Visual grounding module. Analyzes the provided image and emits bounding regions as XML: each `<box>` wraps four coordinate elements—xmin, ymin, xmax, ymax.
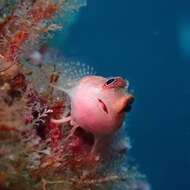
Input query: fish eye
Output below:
<box><xmin>106</xmin><ymin>78</ymin><xmax>116</xmax><ymax>85</ymax></box>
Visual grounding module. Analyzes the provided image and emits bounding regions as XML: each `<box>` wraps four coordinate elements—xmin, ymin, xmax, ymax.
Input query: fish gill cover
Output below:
<box><xmin>0</xmin><ymin>0</ymin><xmax>150</xmax><ymax>190</ymax></box>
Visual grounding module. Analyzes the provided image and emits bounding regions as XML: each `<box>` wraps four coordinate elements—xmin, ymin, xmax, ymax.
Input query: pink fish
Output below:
<box><xmin>51</xmin><ymin>64</ymin><xmax>134</xmax><ymax>153</ymax></box>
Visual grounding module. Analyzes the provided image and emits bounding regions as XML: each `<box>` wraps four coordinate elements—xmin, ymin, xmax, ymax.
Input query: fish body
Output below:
<box><xmin>51</xmin><ymin>62</ymin><xmax>134</xmax><ymax>153</ymax></box>
<box><xmin>69</xmin><ymin>76</ymin><xmax>134</xmax><ymax>137</ymax></box>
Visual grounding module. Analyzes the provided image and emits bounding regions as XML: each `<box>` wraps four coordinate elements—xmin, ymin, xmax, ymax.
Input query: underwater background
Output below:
<box><xmin>51</xmin><ymin>0</ymin><xmax>190</xmax><ymax>190</ymax></box>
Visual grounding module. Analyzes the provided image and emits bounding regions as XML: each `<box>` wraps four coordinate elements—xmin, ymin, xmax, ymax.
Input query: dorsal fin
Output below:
<box><xmin>42</xmin><ymin>50</ymin><xmax>95</xmax><ymax>86</ymax></box>
<box><xmin>55</xmin><ymin>61</ymin><xmax>95</xmax><ymax>90</ymax></box>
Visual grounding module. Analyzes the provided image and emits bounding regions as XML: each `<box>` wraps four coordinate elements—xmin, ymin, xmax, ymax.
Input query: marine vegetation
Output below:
<box><xmin>0</xmin><ymin>0</ymin><xmax>150</xmax><ymax>190</ymax></box>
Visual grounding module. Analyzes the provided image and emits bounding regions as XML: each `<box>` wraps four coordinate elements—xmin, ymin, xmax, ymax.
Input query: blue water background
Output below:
<box><xmin>51</xmin><ymin>1</ymin><xmax>190</xmax><ymax>189</ymax></box>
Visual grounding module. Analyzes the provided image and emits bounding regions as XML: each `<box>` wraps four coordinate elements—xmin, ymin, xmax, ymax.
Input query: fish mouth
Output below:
<box><xmin>125</xmin><ymin>95</ymin><xmax>134</xmax><ymax>112</ymax></box>
<box><xmin>125</xmin><ymin>104</ymin><xmax>132</xmax><ymax>112</ymax></box>
<box><xmin>120</xmin><ymin>95</ymin><xmax>135</xmax><ymax>113</ymax></box>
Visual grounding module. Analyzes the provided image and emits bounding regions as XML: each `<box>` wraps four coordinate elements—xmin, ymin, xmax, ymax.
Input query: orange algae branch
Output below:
<box><xmin>0</xmin><ymin>0</ymin><xmax>61</xmax><ymax>78</ymax></box>
<box><xmin>0</xmin><ymin>16</ymin><xmax>12</xmax><ymax>32</ymax></box>
<box><xmin>0</xmin><ymin>55</ymin><xmax>19</xmax><ymax>79</ymax></box>
<box><xmin>31</xmin><ymin>2</ymin><xmax>59</xmax><ymax>22</ymax></box>
<box><xmin>5</xmin><ymin>30</ymin><xmax>29</xmax><ymax>61</ymax></box>
<box><xmin>0</xmin><ymin>125</ymin><xmax>19</xmax><ymax>132</ymax></box>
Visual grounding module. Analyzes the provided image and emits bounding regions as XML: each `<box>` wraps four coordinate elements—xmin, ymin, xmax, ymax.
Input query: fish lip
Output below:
<box><xmin>125</xmin><ymin>104</ymin><xmax>132</xmax><ymax>113</ymax></box>
<box><xmin>120</xmin><ymin>95</ymin><xmax>135</xmax><ymax>114</ymax></box>
<box><xmin>125</xmin><ymin>95</ymin><xmax>135</xmax><ymax>112</ymax></box>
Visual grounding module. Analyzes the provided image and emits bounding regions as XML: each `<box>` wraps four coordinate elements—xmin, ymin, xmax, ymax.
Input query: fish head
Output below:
<box><xmin>70</xmin><ymin>75</ymin><xmax>134</xmax><ymax>137</ymax></box>
<box><xmin>101</xmin><ymin>76</ymin><xmax>134</xmax><ymax>114</ymax></box>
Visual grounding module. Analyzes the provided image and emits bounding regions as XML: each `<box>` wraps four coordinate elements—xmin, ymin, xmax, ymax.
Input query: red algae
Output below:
<box><xmin>0</xmin><ymin>0</ymin><xmax>61</xmax><ymax>79</ymax></box>
<box><xmin>0</xmin><ymin>1</ymin><xmax>149</xmax><ymax>190</ymax></box>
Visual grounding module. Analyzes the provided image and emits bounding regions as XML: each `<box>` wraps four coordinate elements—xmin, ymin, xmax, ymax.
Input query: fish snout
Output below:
<box><xmin>118</xmin><ymin>95</ymin><xmax>135</xmax><ymax>114</ymax></box>
<box><xmin>124</xmin><ymin>95</ymin><xmax>135</xmax><ymax>112</ymax></box>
